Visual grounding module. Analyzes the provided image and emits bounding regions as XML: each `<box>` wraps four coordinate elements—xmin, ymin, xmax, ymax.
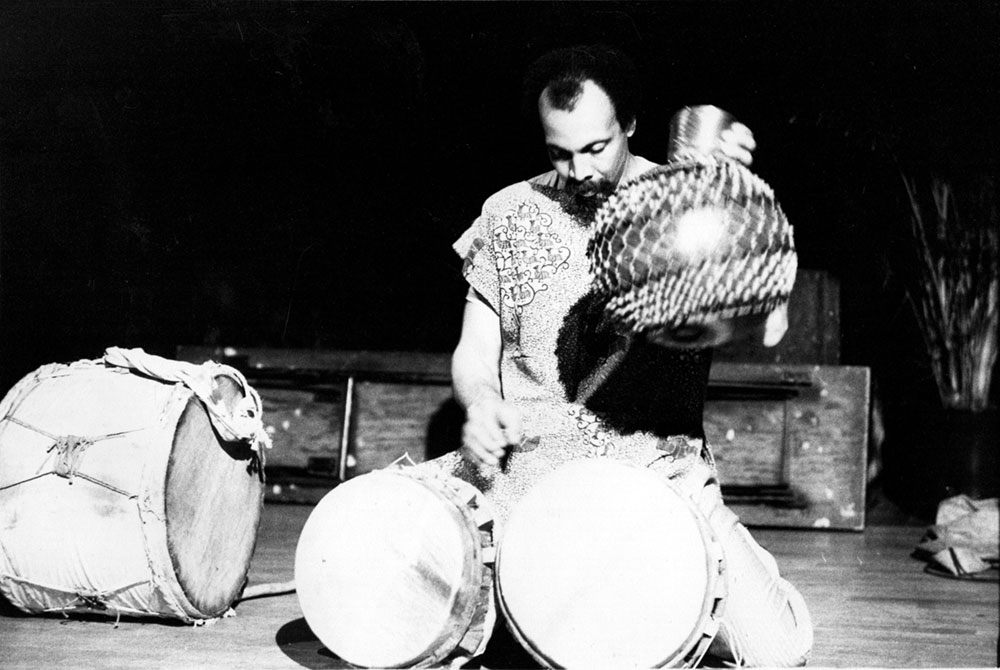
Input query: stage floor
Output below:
<box><xmin>1</xmin><ymin>502</ymin><xmax>996</xmax><ymax>669</ymax></box>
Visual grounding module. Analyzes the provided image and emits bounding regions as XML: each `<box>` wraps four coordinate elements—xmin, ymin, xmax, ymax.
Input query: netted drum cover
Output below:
<box><xmin>588</xmin><ymin>158</ymin><xmax>797</xmax><ymax>336</ymax></box>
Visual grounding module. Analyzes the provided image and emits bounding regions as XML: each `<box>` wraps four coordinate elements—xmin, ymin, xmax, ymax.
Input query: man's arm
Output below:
<box><xmin>451</xmin><ymin>290</ymin><xmax>523</xmax><ymax>466</ymax></box>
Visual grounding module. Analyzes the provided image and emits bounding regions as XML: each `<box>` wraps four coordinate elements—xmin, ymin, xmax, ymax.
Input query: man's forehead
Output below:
<box><xmin>540</xmin><ymin>81</ymin><xmax>619</xmax><ymax>150</ymax></box>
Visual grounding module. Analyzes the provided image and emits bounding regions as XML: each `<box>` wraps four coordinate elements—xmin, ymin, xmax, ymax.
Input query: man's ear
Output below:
<box><xmin>625</xmin><ymin>119</ymin><xmax>637</xmax><ymax>137</ymax></box>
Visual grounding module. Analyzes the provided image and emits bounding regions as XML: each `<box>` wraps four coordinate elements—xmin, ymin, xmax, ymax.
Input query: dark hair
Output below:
<box><xmin>522</xmin><ymin>44</ymin><xmax>641</xmax><ymax>131</ymax></box>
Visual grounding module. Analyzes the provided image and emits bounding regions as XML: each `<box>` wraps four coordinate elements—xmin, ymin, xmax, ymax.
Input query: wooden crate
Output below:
<box><xmin>177</xmin><ymin>348</ymin><xmax>869</xmax><ymax>528</ymax></box>
<box><xmin>707</xmin><ymin>363</ymin><xmax>870</xmax><ymax>530</ymax></box>
<box><xmin>175</xmin><ymin>348</ymin><xmax>457</xmax><ymax>498</ymax></box>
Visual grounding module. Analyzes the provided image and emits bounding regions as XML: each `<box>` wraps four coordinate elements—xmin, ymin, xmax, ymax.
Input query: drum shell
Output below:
<box><xmin>294</xmin><ymin>468</ymin><xmax>496</xmax><ymax>669</ymax></box>
<box><xmin>494</xmin><ymin>459</ymin><xmax>725</xmax><ymax>668</ymax></box>
<box><xmin>0</xmin><ymin>360</ymin><xmax>264</xmax><ymax>622</ymax></box>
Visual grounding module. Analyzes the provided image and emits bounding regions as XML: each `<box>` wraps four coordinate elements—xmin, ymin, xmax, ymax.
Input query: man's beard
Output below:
<box><xmin>562</xmin><ymin>179</ymin><xmax>617</xmax><ymax>223</ymax></box>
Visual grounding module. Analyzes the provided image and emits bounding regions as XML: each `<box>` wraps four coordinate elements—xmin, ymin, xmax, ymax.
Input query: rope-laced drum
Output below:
<box><xmin>295</xmin><ymin>464</ymin><xmax>497</xmax><ymax>669</ymax></box>
<box><xmin>0</xmin><ymin>348</ymin><xmax>269</xmax><ymax>623</ymax></box>
<box><xmin>495</xmin><ymin>459</ymin><xmax>726</xmax><ymax>668</ymax></box>
<box><xmin>588</xmin><ymin>156</ymin><xmax>797</xmax><ymax>347</ymax></box>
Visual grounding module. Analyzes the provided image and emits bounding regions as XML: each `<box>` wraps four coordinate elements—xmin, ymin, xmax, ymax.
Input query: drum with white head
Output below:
<box><xmin>295</xmin><ymin>465</ymin><xmax>497</xmax><ymax>668</ymax></box>
<box><xmin>495</xmin><ymin>459</ymin><xmax>725</xmax><ymax>668</ymax></box>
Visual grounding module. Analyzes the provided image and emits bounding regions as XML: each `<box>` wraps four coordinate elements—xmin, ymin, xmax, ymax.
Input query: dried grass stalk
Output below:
<box><xmin>901</xmin><ymin>173</ymin><xmax>998</xmax><ymax>411</ymax></box>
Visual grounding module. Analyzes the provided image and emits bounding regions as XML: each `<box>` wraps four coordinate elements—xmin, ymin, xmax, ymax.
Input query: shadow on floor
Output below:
<box><xmin>275</xmin><ymin>617</ymin><xmax>352</xmax><ymax>669</ymax></box>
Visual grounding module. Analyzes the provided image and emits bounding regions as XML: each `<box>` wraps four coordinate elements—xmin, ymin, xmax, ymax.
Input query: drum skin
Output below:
<box><xmin>495</xmin><ymin>459</ymin><xmax>725</xmax><ymax>668</ymax></box>
<box><xmin>0</xmin><ymin>359</ymin><xmax>264</xmax><ymax>622</ymax></box>
<box><xmin>295</xmin><ymin>468</ymin><xmax>496</xmax><ymax>669</ymax></box>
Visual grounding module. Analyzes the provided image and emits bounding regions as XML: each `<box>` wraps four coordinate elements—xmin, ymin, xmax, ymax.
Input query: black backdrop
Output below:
<box><xmin>1</xmin><ymin>0</ymin><xmax>998</xmax><ymax>410</ymax></box>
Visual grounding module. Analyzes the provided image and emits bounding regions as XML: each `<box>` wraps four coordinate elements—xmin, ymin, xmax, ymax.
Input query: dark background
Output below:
<box><xmin>1</xmin><ymin>1</ymin><xmax>997</xmax><ymax>455</ymax></box>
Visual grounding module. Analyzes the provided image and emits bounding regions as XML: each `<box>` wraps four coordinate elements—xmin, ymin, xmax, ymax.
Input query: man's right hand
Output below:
<box><xmin>461</xmin><ymin>397</ymin><xmax>523</xmax><ymax>467</ymax></box>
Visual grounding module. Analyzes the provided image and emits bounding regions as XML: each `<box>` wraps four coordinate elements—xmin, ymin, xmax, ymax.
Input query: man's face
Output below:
<box><xmin>539</xmin><ymin>79</ymin><xmax>635</xmax><ymax>201</ymax></box>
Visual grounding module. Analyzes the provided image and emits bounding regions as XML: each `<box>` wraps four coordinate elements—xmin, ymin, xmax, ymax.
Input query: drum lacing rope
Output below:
<box><xmin>0</xmin><ymin>416</ymin><xmax>139</xmax><ymax>495</ymax></box>
<box><xmin>714</xmin><ymin>617</ymin><xmax>747</xmax><ymax>667</ymax></box>
<box><xmin>390</xmin><ymin>452</ymin><xmax>420</xmax><ymax>468</ymax></box>
<box><xmin>2</xmin><ymin>572</ymin><xmax>149</xmax><ymax>627</ymax></box>
<box><xmin>48</xmin><ymin>434</ymin><xmax>93</xmax><ymax>479</ymax></box>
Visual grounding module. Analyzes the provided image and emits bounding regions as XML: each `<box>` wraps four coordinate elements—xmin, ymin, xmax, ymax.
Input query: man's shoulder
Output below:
<box><xmin>527</xmin><ymin>169</ymin><xmax>560</xmax><ymax>188</ymax></box>
<box><xmin>478</xmin><ymin>170</ymin><xmax>558</xmax><ymax>203</ymax></box>
<box><xmin>480</xmin><ymin>179</ymin><xmax>538</xmax><ymax>208</ymax></box>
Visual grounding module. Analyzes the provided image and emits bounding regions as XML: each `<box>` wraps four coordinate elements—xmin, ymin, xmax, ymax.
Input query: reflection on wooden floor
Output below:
<box><xmin>1</xmin><ymin>503</ymin><xmax>996</xmax><ymax>669</ymax></box>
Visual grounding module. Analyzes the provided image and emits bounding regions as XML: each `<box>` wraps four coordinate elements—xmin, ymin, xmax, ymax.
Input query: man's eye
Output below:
<box><xmin>549</xmin><ymin>150</ymin><xmax>571</xmax><ymax>162</ymax></box>
<box><xmin>590</xmin><ymin>144</ymin><xmax>607</xmax><ymax>155</ymax></box>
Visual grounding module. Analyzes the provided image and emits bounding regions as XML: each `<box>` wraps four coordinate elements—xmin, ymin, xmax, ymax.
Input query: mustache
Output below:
<box><xmin>563</xmin><ymin>179</ymin><xmax>617</xmax><ymax>222</ymax></box>
<box><xmin>565</xmin><ymin>178</ymin><xmax>616</xmax><ymax>199</ymax></box>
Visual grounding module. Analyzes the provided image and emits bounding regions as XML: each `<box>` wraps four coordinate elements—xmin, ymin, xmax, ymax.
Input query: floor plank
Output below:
<box><xmin>1</xmin><ymin>503</ymin><xmax>996</xmax><ymax>668</ymax></box>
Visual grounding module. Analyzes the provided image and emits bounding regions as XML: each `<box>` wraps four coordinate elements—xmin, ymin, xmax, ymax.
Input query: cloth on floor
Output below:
<box><xmin>914</xmin><ymin>495</ymin><xmax>999</xmax><ymax>580</ymax></box>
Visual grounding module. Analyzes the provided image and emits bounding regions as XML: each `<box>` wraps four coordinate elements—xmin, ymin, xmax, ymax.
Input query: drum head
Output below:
<box><xmin>496</xmin><ymin>459</ymin><xmax>715</xmax><ymax>668</ymax></box>
<box><xmin>165</xmin><ymin>382</ymin><xmax>263</xmax><ymax>617</ymax></box>
<box><xmin>295</xmin><ymin>471</ymin><xmax>484</xmax><ymax>668</ymax></box>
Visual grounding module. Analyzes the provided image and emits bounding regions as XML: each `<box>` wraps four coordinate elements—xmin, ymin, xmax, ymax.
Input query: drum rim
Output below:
<box><xmin>494</xmin><ymin>460</ymin><xmax>725</xmax><ymax>669</ymax></box>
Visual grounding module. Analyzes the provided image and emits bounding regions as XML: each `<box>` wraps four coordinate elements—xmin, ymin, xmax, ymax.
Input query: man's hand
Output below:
<box><xmin>718</xmin><ymin>122</ymin><xmax>757</xmax><ymax>166</ymax></box>
<box><xmin>461</xmin><ymin>397</ymin><xmax>523</xmax><ymax>467</ymax></box>
<box><xmin>451</xmin><ymin>292</ymin><xmax>523</xmax><ymax>468</ymax></box>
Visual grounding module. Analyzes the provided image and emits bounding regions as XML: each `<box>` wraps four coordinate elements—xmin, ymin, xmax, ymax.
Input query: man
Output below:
<box><xmin>446</xmin><ymin>45</ymin><xmax>812</xmax><ymax>666</ymax></box>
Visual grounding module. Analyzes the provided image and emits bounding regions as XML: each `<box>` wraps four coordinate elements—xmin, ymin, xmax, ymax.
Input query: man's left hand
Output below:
<box><xmin>718</xmin><ymin>122</ymin><xmax>757</xmax><ymax>166</ymax></box>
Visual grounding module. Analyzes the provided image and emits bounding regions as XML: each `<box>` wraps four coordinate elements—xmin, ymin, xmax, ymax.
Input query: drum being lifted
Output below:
<box><xmin>495</xmin><ymin>459</ymin><xmax>726</xmax><ymax>668</ymax></box>
<box><xmin>0</xmin><ymin>348</ymin><xmax>269</xmax><ymax>622</ymax></box>
<box><xmin>295</xmin><ymin>466</ymin><xmax>497</xmax><ymax>669</ymax></box>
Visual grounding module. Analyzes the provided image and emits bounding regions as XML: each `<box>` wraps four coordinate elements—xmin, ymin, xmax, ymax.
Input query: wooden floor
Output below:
<box><xmin>1</xmin><ymin>502</ymin><xmax>996</xmax><ymax>669</ymax></box>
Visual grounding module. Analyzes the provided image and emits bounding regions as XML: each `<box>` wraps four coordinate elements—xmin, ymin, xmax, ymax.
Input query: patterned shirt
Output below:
<box><xmin>426</xmin><ymin>170</ymin><xmax>716</xmax><ymax>524</ymax></box>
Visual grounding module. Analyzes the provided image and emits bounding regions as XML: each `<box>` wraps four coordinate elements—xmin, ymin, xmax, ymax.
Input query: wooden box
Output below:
<box><xmin>175</xmin><ymin>348</ymin><xmax>457</xmax><ymax>500</ymax></box>
<box><xmin>706</xmin><ymin>363</ymin><xmax>871</xmax><ymax>530</ymax></box>
<box><xmin>177</xmin><ymin>348</ymin><xmax>869</xmax><ymax>528</ymax></box>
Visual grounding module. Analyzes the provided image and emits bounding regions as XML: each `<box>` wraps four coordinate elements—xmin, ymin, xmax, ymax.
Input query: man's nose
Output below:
<box><xmin>569</xmin><ymin>155</ymin><xmax>593</xmax><ymax>182</ymax></box>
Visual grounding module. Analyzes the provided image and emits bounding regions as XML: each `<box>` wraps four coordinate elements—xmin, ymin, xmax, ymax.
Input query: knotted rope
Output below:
<box><xmin>102</xmin><ymin>347</ymin><xmax>271</xmax><ymax>454</ymax></box>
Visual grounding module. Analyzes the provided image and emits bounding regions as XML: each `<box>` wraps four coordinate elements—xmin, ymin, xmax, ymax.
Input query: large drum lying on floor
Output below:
<box><xmin>495</xmin><ymin>459</ymin><xmax>725</xmax><ymax>668</ymax></box>
<box><xmin>295</xmin><ymin>466</ymin><xmax>496</xmax><ymax>668</ymax></box>
<box><xmin>0</xmin><ymin>349</ymin><xmax>268</xmax><ymax>622</ymax></box>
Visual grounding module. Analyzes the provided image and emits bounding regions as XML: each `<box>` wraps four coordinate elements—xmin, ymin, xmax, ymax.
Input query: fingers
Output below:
<box><xmin>461</xmin><ymin>400</ymin><xmax>522</xmax><ymax>467</ymax></box>
<box><xmin>719</xmin><ymin>123</ymin><xmax>757</xmax><ymax>166</ymax></box>
<box><xmin>495</xmin><ymin>402</ymin><xmax>524</xmax><ymax>446</ymax></box>
<box><xmin>728</xmin><ymin>122</ymin><xmax>757</xmax><ymax>152</ymax></box>
<box><xmin>461</xmin><ymin>438</ymin><xmax>503</xmax><ymax>468</ymax></box>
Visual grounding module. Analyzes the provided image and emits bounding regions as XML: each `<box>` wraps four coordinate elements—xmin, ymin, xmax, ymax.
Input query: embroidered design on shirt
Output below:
<box><xmin>567</xmin><ymin>405</ymin><xmax>615</xmax><ymax>458</ymax></box>
<box><xmin>493</xmin><ymin>200</ymin><xmax>571</xmax><ymax>313</ymax></box>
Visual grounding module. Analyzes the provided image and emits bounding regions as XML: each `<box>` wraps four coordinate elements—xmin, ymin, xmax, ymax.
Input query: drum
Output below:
<box><xmin>0</xmin><ymin>350</ymin><xmax>267</xmax><ymax>622</ymax></box>
<box><xmin>495</xmin><ymin>459</ymin><xmax>725</xmax><ymax>668</ymax></box>
<box><xmin>295</xmin><ymin>466</ymin><xmax>497</xmax><ymax>669</ymax></box>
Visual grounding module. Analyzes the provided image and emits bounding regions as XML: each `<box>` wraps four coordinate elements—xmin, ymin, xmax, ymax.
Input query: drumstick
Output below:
<box><xmin>500</xmin><ymin>435</ymin><xmax>542</xmax><ymax>472</ymax></box>
<box><xmin>237</xmin><ymin>579</ymin><xmax>296</xmax><ymax>601</ymax></box>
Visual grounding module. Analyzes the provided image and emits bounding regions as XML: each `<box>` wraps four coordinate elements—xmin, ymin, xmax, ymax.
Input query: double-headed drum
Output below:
<box><xmin>0</xmin><ymin>354</ymin><xmax>266</xmax><ymax>622</ymax></box>
<box><xmin>295</xmin><ymin>466</ymin><xmax>497</xmax><ymax>668</ymax></box>
<box><xmin>495</xmin><ymin>459</ymin><xmax>725</xmax><ymax>668</ymax></box>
